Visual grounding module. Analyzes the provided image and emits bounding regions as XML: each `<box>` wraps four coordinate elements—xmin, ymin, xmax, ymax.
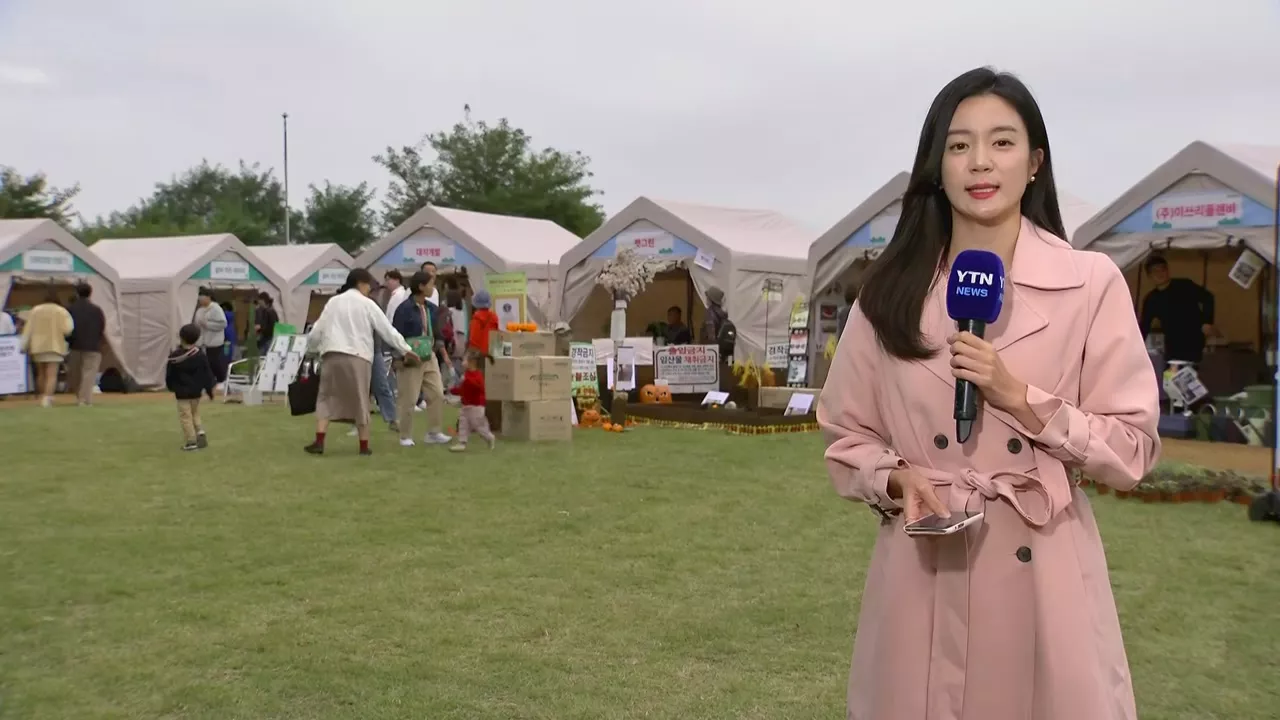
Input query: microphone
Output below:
<box><xmin>945</xmin><ymin>249</ymin><xmax>1006</xmax><ymax>443</ymax></box>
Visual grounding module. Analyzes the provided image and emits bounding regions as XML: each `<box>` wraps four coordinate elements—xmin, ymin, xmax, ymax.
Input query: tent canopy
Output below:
<box><xmin>355</xmin><ymin>205</ymin><xmax>581</xmax><ymax>322</ymax></box>
<box><xmin>0</xmin><ymin>218</ymin><xmax>136</xmax><ymax>382</ymax></box>
<box><xmin>1072</xmin><ymin>141</ymin><xmax>1278</xmax><ymax>269</ymax></box>
<box><xmin>91</xmin><ymin>233</ymin><xmax>289</xmax><ymax>388</ymax></box>
<box><xmin>252</xmin><ymin>244</ymin><xmax>354</xmax><ymax>325</ymax></box>
<box><xmin>557</xmin><ymin>196</ymin><xmax>812</xmax><ymax>361</ymax></box>
<box><xmin>807</xmin><ymin>173</ymin><xmax>1096</xmax><ymax>295</ymax></box>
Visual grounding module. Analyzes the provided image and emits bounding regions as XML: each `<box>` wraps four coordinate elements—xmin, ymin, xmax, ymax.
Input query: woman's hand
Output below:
<box><xmin>947</xmin><ymin>331</ymin><xmax>1027</xmax><ymax>413</ymax></box>
<box><xmin>888</xmin><ymin>468</ymin><xmax>950</xmax><ymax>524</ymax></box>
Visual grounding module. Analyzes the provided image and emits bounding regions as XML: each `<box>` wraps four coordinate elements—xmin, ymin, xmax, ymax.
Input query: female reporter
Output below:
<box><xmin>817</xmin><ymin>67</ymin><xmax>1160</xmax><ymax>720</ymax></box>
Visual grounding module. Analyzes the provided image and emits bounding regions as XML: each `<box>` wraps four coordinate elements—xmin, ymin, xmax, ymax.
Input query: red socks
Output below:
<box><xmin>359</xmin><ymin>439</ymin><xmax>369</xmax><ymax>452</ymax></box>
<box><xmin>314</xmin><ymin>432</ymin><xmax>326</xmax><ymax>447</ymax></box>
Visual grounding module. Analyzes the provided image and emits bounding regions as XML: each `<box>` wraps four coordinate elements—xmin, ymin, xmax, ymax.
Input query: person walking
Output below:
<box><xmin>391</xmin><ymin>271</ymin><xmax>450</xmax><ymax>447</ymax></box>
<box><xmin>193</xmin><ymin>288</ymin><xmax>228</xmax><ymax>389</ymax></box>
<box><xmin>66</xmin><ymin>283</ymin><xmax>106</xmax><ymax>406</ymax></box>
<box><xmin>166</xmin><ymin>323</ymin><xmax>216</xmax><ymax>451</ymax></box>
<box><xmin>20</xmin><ymin>288</ymin><xmax>74</xmax><ymax>407</ymax></box>
<box><xmin>304</xmin><ymin>268</ymin><xmax>417</xmax><ymax>456</ymax></box>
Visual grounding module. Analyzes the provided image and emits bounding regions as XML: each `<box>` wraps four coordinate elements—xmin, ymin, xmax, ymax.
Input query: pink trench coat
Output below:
<box><xmin>818</xmin><ymin>219</ymin><xmax>1161</xmax><ymax>720</ymax></box>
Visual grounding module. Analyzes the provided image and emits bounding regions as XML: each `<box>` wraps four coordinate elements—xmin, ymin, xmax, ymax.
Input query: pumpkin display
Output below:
<box><xmin>522</xmin><ymin>322</ymin><xmax>538</xmax><ymax>332</ymax></box>
<box><xmin>506</xmin><ymin>322</ymin><xmax>521</xmax><ymax>331</ymax></box>
<box><xmin>655</xmin><ymin>385</ymin><xmax>673</xmax><ymax>404</ymax></box>
<box><xmin>638</xmin><ymin>384</ymin><xmax>659</xmax><ymax>404</ymax></box>
<box><xmin>580</xmin><ymin>407</ymin><xmax>602</xmax><ymax>426</ymax></box>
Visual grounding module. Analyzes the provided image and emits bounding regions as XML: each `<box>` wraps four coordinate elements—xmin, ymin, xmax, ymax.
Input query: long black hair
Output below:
<box><xmin>339</xmin><ymin>267</ymin><xmax>374</xmax><ymax>294</ymax></box>
<box><xmin>858</xmin><ymin>67</ymin><xmax>1066</xmax><ymax>360</ymax></box>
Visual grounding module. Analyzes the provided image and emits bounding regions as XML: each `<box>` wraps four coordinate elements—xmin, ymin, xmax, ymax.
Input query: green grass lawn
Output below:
<box><xmin>1</xmin><ymin>400</ymin><xmax>1278</xmax><ymax>719</ymax></box>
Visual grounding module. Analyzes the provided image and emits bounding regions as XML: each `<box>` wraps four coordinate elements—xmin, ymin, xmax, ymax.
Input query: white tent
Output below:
<box><xmin>252</xmin><ymin>244</ymin><xmax>354</xmax><ymax>328</ymax></box>
<box><xmin>805</xmin><ymin>174</ymin><xmax>1096</xmax><ymax>385</ymax></box>
<box><xmin>355</xmin><ymin>206</ymin><xmax>580</xmax><ymax>324</ymax></box>
<box><xmin>91</xmin><ymin>234</ymin><xmax>289</xmax><ymax>388</ymax></box>
<box><xmin>1073</xmin><ymin>141</ymin><xmax>1278</xmax><ymax>351</ymax></box>
<box><xmin>1073</xmin><ymin>141</ymin><xmax>1277</xmax><ymax>267</ymax></box>
<box><xmin>558</xmin><ymin>197</ymin><xmax>813</xmax><ymax>362</ymax></box>
<box><xmin>0</xmin><ymin>219</ymin><xmax>134</xmax><ymax>379</ymax></box>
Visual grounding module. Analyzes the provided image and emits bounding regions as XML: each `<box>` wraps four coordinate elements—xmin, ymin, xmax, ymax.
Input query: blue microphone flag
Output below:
<box><xmin>946</xmin><ymin>249</ymin><xmax>1006</xmax><ymax>324</ymax></box>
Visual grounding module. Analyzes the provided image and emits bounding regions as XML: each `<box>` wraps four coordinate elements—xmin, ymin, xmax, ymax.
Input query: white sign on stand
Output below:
<box><xmin>765</xmin><ymin>342</ymin><xmax>789</xmax><ymax>369</ymax></box>
<box><xmin>783</xmin><ymin>392</ymin><xmax>815</xmax><ymax>416</ymax></box>
<box><xmin>654</xmin><ymin>344</ymin><xmax>719</xmax><ymax>393</ymax></box>
<box><xmin>0</xmin><ymin>336</ymin><xmax>30</xmax><ymax>394</ymax></box>
<box><xmin>701</xmin><ymin>391</ymin><xmax>729</xmax><ymax>406</ymax></box>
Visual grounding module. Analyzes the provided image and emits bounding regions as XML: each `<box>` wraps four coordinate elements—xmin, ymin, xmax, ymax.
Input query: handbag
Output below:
<box><xmin>288</xmin><ymin>357</ymin><xmax>321</xmax><ymax>416</ymax></box>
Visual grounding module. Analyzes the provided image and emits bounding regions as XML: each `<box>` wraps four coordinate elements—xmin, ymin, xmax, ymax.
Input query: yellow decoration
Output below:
<box><xmin>824</xmin><ymin>336</ymin><xmax>838</xmax><ymax>360</ymax></box>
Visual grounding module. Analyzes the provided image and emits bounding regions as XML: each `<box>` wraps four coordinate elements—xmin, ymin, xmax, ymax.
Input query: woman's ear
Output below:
<box><xmin>1029</xmin><ymin>148</ymin><xmax>1045</xmax><ymax>180</ymax></box>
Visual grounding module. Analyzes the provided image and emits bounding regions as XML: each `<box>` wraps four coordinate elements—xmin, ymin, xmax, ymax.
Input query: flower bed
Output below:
<box><xmin>625</xmin><ymin>402</ymin><xmax>819</xmax><ymax>435</ymax></box>
<box><xmin>1077</xmin><ymin>462</ymin><xmax>1267</xmax><ymax>505</ymax></box>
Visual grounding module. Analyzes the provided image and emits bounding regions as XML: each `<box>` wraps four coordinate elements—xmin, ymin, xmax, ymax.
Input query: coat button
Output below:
<box><xmin>1016</xmin><ymin>546</ymin><xmax>1032</xmax><ymax>563</ymax></box>
<box><xmin>933</xmin><ymin>434</ymin><xmax>948</xmax><ymax>449</ymax></box>
<box><xmin>1007</xmin><ymin>438</ymin><xmax>1023</xmax><ymax>454</ymax></box>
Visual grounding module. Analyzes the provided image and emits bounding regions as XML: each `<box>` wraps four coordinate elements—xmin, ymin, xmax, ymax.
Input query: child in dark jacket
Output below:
<box><xmin>166</xmin><ymin>323</ymin><xmax>216</xmax><ymax>451</ymax></box>
<box><xmin>447</xmin><ymin>349</ymin><xmax>495</xmax><ymax>452</ymax></box>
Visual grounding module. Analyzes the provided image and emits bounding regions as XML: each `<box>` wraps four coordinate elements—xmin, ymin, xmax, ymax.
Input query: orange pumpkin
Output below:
<box><xmin>655</xmin><ymin>385</ymin><xmax>673</xmax><ymax>404</ymax></box>
<box><xmin>638</xmin><ymin>384</ymin><xmax>658</xmax><ymax>404</ymax></box>
<box><xmin>602</xmin><ymin>422</ymin><xmax>613</xmax><ymax>430</ymax></box>
<box><xmin>613</xmin><ymin>424</ymin><xmax>625</xmax><ymax>432</ymax></box>
<box><xmin>581</xmin><ymin>408</ymin><xmax>601</xmax><ymax>426</ymax></box>
<box><xmin>523</xmin><ymin>322</ymin><xmax>538</xmax><ymax>332</ymax></box>
<box><xmin>506</xmin><ymin>322</ymin><xmax>521</xmax><ymax>332</ymax></box>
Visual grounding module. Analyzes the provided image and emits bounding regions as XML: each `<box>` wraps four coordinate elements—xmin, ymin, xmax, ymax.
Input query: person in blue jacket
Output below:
<box><xmin>220</xmin><ymin>302</ymin><xmax>238</xmax><ymax>363</ymax></box>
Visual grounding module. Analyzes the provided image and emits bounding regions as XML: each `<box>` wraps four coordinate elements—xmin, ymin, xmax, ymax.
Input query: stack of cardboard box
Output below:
<box><xmin>487</xmin><ymin>330</ymin><xmax>572</xmax><ymax>441</ymax></box>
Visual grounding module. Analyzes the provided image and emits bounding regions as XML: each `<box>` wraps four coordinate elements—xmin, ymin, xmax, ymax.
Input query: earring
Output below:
<box><xmin>1030</xmin><ymin>175</ymin><xmax>1036</xmax><ymax>182</ymax></box>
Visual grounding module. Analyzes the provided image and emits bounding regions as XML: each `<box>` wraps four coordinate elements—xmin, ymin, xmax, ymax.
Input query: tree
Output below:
<box><xmin>373</xmin><ymin>106</ymin><xmax>605</xmax><ymax>236</ymax></box>
<box><xmin>81</xmin><ymin>160</ymin><xmax>302</xmax><ymax>245</ymax></box>
<box><xmin>0</xmin><ymin>166</ymin><xmax>80</xmax><ymax>224</ymax></box>
<box><xmin>301</xmin><ymin>181</ymin><xmax>379</xmax><ymax>254</ymax></box>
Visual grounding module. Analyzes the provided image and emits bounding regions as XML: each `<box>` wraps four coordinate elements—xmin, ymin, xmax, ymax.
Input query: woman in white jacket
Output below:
<box><xmin>304</xmin><ymin>268</ymin><xmax>417</xmax><ymax>456</ymax></box>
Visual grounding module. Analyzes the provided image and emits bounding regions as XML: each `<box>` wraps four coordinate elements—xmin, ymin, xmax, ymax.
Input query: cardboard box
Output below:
<box><xmin>502</xmin><ymin>400</ymin><xmax>573</xmax><ymax>441</ymax></box>
<box><xmin>490</xmin><ymin>330</ymin><xmax>556</xmax><ymax>358</ymax></box>
<box><xmin>758</xmin><ymin>386</ymin><xmax>822</xmax><ymax>411</ymax></box>
<box><xmin>537</xmin><ymin>356</ymin><xmax>573</xmax><ymax>401</ymax></box>
<box><xmin>487</xmin><ymin>356</ymin><xmax>541</xmax><ymax>402</ymax></box>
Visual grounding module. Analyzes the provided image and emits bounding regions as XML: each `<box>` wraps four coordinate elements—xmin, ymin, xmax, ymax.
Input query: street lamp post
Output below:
<box><xmin>282</xmin><ymin>112</ymin><xmax>290</xmax><ymax>245</ymax></box>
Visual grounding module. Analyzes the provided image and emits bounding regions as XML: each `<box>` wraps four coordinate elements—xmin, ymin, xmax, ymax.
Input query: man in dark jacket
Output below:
<box><xmin>1139</xmin><ymin>254</ymin><xmax>1216</xmax><ymax>363</ymax></box>
<box><xmin>67</xmin><ymin>282</ymin><xmax>106</xmax><ymax>406</ymax></box>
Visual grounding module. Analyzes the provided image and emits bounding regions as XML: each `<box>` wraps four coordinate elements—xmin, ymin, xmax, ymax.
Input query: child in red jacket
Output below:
<box><xmin>448</xmin><ymin>349</ymin><xmax>496</xmax><ymax>452</ymax></box>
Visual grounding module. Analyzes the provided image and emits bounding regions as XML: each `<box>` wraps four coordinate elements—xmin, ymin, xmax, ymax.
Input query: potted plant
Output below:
<box><xmin>1155</xmin><ymin>477</ymin><xmax>1180</xmax><ymax>503</ymax></box>
<box><xmin>1196</xmin><ymin>472</ymin><xmax>1225</xmax><ymax>503</ymax></box>
<box><xmin>1135</xmin><ymin>477</ymin><xmax>1161</xmax><ymax>503</ymax></box>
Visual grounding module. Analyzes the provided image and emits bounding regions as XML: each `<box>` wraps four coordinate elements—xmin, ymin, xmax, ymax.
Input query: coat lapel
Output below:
<box><xmin>917</xmin><ymin>218</ymin><xmax>1085</xmax><ymax>389</ymax></box>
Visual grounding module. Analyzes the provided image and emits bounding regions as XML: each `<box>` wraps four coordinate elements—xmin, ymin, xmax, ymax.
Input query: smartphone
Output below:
<box><xmin>903</xmin><ymin>510</ymin><xmax>984</xmax><ymax>536</ymax></box>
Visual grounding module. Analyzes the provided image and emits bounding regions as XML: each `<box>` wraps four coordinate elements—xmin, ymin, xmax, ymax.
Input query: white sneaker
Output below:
<box><xmin>415</xmin><ymin>401</ymin><xmax>427</xmax><ymax>411</ymax></box>
<box><xmin>347</xmin><ymin>428</ymin><xmax>358</xmax><ymax>437</ymax></box>
<box><xmin>448</xmin><ymin>443</ymin><xmax>466</xmax><ymax>452</ymax></box>
<box><xmin>399</xmin><ymin>438</ymin><xmax>416</xmax><ymax>447</ymax></box>
<box><xmin>424</xmin><ymin>432</ymin><xmax>451</xmax><ymax>445</ymax></box>
<box><xmin>485</xmin><ymin>435</ymin><xmax>496</xmax><ymax>450</ymax></box>
<box><xmin>40</xmin><ymin>396</ymin><xmax>53</xmax><ymax>408</ymax></box>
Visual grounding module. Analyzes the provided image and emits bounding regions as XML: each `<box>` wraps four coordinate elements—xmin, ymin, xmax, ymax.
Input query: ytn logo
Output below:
<box><xmin>956</xmin><ymin>270</ymin><xmax>995</xmax><ymax>286</ymax></box>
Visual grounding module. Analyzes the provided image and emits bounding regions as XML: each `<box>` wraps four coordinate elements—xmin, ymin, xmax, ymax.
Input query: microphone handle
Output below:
<box><xmin>953</xmin><ymin>319</ymin><xmax>987</xmax><ymax>443</ymax></box>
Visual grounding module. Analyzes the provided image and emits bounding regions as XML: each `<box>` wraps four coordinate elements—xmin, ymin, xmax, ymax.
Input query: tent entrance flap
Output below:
<box><xmin>569</xmin><ymin>267</ymin><xmax>707</xmax><ymax>341</ymax></box>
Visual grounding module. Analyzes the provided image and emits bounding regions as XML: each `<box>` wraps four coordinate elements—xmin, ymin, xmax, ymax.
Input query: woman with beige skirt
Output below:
<box><xmin>20</xmin><ymin>288</ymin><xmax>74</xmax><ymax>408</ymax></box>
<box><xmin>303</xmin><ymin>268</ymin><xmax>417</xmax><ymax>456</ymax></box>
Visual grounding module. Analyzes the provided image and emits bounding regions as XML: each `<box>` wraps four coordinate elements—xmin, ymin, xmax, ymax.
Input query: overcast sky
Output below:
<box><xmin>1</xmin><ymin>0</ymin><xmax>1277</xmax><ymax>234</ymax></box>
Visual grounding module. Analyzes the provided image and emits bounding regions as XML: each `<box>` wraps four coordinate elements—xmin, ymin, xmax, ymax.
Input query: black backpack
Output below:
<box><xmin>716</xmin><ymin>318</ymin><xmax>737</xmax><ymax>357</ymax></box>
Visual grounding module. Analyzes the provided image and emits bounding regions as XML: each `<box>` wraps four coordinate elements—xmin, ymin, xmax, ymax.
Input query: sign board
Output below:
<box><xmin>654</xmin><ymin>344</ymin><xmax>720</xmax><ymax>392</ymax></box>
<box><xmin>783</xmin><ymin>392</ymin><xmax>815</xmax><ymax>416</ymax></box>
<box><xmin>1163</xmin><ymin>364</ymin><xmax>1209</xmax><ymax>407</ymax></box>
<box><xmin>569</xmin><ymin>342</ymin><xmax>598</xmax><ymax>396</ymax></box>
<box><xmin>694</xmin><ymin>248</ymin><xmax>716</xmax><ymax>271</ymax></box>
<box><xmin>1228</xmin><ymin>248</ymin><xmax>1265</xmax><ymax>290</ymax></box>
<box><xmin>1151</xmin><ymin>191</ymin><xmax>1244</xmax><ymax>230</ymax></box>
<box><xmin>766</xmin><ymin>342</ymin><xmax>789</xmax><ymax>369</ymax></box>
<box><xmin>316</xmin><ymin>267</ymin><xmax>347</xmax><ymax>285</ymax></box>
<box><xmin>701</xmin><ymin>391</ymin><xmax>730</xmax><ymax>406</ymax></box>
<box><xmin>868</xmin><ymin>214</ymin><xmax>899</xmax><ymax>245</ymax></box>
<box><xmin>209</xmin><ymin>260</ymin><xmax>251</xmax><ymax>282</ymax></box>
<box><xmin>402</xmin><ymin>238</ymin><xmax>456</xmax><ymax>265</ymax></box>
<box><xmin>615</xmin><ymin>228</ymin><xmax>675</xmax><ymax>257</ymax></box>
<box><xmin>0</xmin><ymin>336</ymin><xmax>29</xmax><ymax>394</ymax></box>
<box><xmin>23</xmin><ymin>249</ymin><xmax>75</xmax><ymax>273</ymax></box>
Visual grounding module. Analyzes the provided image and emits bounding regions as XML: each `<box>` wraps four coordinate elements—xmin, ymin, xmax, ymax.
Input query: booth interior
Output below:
<box><xmin>1074</xmin><ymin>162</ymin><xmax>1277</xmax><ymax>443</ymax></box>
